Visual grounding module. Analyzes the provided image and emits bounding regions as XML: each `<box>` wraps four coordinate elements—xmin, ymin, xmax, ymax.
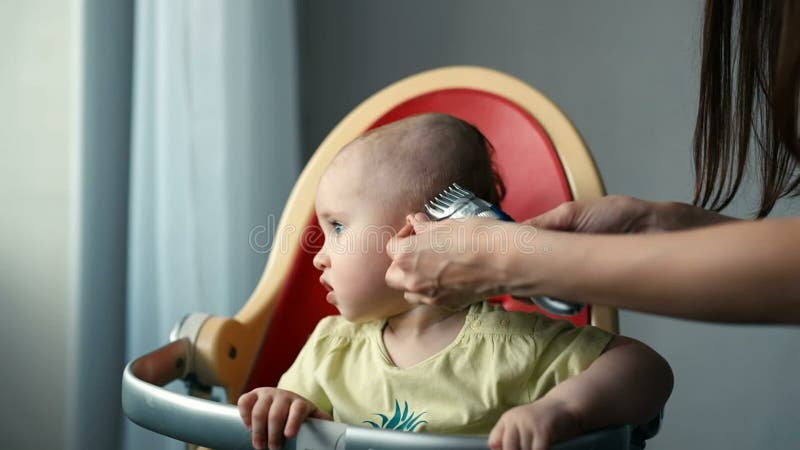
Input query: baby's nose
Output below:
<box><xmin>313</xmin><ymin>250</ymin><xmax>330</xmax><ymax>270</ymax></box>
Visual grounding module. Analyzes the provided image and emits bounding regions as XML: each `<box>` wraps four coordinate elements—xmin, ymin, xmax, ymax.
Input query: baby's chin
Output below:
<box><xmin>337</xmin><ymin>309</ymin><xmax>378</xmax><ymax>324</ymax></box>
<box><xmin>336</xmin><ymin>301</ymin><xmax>412</xmax><ymax>323</ymax></box>
<box><xmin>332</xmin><ymin>302</ymin><xmax>369</xmax><ymax>323</ymax></box>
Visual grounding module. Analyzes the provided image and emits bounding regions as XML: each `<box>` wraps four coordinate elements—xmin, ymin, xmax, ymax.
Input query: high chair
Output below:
<box><xmin>123</xmin><ymin>66</ymin><xmax>660</xmax><ymax>449</ymax></box>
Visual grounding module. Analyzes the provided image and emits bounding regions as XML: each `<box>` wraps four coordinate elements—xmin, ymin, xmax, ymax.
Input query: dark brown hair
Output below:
<box><xmin>454</xmin><ymin>119</ymin><xmax>507</xmax><ymax>205</ymax></box>
<box><xmin>694</xmin><ymin>0</ymin><xmax>800</xmax><ymax>217</ymax></box>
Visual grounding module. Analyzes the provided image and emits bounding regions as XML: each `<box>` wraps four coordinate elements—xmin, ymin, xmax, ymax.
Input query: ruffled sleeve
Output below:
<box><xmin>277</xmin><ymin>315</ymin><xmax>352</xmax><ymax>415</ymax></box>
<box><xmin>526</xmin><ymin>315</ymin><xmax>615</xmax><ymax>401</ymax></box>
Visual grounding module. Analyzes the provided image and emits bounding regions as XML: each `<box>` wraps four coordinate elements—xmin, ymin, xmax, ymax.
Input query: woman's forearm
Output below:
<box><xmin>649</xmin><ymin>200</ymin><xmax>740</xmax><ymax>231</ymax></box>
<box><xmin>514</xmin><ymin>218</ymin><xmax>800</xmax><ymax>323</ymax></box>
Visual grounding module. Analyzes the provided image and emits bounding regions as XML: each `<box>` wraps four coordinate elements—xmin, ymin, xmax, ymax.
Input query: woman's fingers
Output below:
<box><xmin>387</xmin><ymin>216</ymin><xmax>514</xmax><ymax>300</ymax></box>
<box><xmin>385</xmin><ymin>224</ymin><xmax>416</xmax><ymax>261</ymax></box>
<box><xmin>395</xmin><ymin>220</ymin><xmax>415</xmax><ymax>239</ymax></box>
<box><xmin>392</xmin><ymin>212</ymin><xmax>432</xmax><ymax>243</ymax></box>
<box><xmin>385</xmin><ymin>260</ymin><xmax>409</xmax><ymax>291</ymax></box>
<box><xmin>403</xmin><ymin>291</ymin><xmax>436</xmax><ymax>305</ymax></box>
<box><xmin>522</xmin><ymin>202</ymin><xmax>578</xmax><ymax>231</ymax></box>
<box><xmin>524</xmin><ymin>196</ymin><xmax>668</xmax><ymax>234</ymax></box>
<box><xmin>385</xmin><ymin>217</ymin><xmax>446</xmax><ymax>291</ymax></box>
<box><xmin>409</xmin><ymin>212</ymin><xmax>432</xmax><ymax>233</ymax></box>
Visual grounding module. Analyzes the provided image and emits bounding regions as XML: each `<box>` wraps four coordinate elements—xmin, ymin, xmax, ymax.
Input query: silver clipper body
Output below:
<box><xmin>424</xmin><ymin>183</ymin><xmax>584</xmax><ymax>316</ymax></box>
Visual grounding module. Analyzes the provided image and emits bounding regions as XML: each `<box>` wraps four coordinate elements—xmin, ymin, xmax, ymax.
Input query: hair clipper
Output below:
<box><xmin>424</xmin><ymin>183</ymin><xmax>584</xmax><ymax>316</ymax></box>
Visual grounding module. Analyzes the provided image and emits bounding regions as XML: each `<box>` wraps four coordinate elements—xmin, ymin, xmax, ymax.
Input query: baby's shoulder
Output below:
<box><xmin>468</xmin><ymin>301</ymin><xmax>595</xmax><ymax>337</ymax></box>
<box><xmin>467</xmin><ymin>301</ymin><xmax>541</xmax><ymax>336</ymax></box>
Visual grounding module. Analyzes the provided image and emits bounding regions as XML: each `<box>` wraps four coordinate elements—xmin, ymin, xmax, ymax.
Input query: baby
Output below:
<box><xmin>238</xmin><ymin>113</ymin><xmax>673</xmax><ymax>450</ymax></box>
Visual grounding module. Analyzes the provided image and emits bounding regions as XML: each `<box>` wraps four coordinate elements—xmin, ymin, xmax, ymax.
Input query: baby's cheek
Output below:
<box><xmin>354</xmin><ymin>257</ymin><xmax>393</xmax><ymax>293</ymax></box>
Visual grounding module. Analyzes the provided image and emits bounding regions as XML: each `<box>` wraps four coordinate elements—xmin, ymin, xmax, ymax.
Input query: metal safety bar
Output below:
<box><xmin>122</xmin><ymin>338</ymin><xmax>635</xmax><ymax>450</ymax></box>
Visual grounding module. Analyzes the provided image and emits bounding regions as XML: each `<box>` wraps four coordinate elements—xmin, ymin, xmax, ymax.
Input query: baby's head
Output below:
<box><xmin>313</xmin><ymin>113</ymin><xmax>505</xmax><ymax>322</ymax></box>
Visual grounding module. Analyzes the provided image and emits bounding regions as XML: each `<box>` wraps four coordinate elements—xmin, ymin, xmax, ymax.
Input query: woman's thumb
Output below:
<box><xmin>522</xmin><ymin>202</ymin><xmax>576</xmax><ymax>231</ymax></box>
<box><xmin>408</xmin><ymin>212</ymin><xmax>432</xmax><ymax>233</ymax></box>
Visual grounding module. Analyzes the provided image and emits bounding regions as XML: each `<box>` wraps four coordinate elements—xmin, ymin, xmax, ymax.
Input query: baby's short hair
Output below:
<box><xmin>349</xmin><ymin>113</ymin><xmax>506</xmax><ymax>213</ymax></box>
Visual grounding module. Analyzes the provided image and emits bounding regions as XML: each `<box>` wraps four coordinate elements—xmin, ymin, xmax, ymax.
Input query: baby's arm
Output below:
<box><xmin>238</xmin><ymin>387</ymin><xmax>333</xmax><ymax>450</ymax></box>
<box><xmin>489</xmin><ymin>335</ymin><xmax>673</xmax><ymax>450</ymax></box>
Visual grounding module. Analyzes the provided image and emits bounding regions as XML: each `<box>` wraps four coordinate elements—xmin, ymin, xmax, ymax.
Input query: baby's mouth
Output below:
<box><xmin>319</xmin><ymin>277</ymin><xmax>337</xmax><ymax>304</ymax></box>
<box><xmin>319</xmin><ymin>277</ymin><xmax>333</xmax><ymax>293</ymax></box>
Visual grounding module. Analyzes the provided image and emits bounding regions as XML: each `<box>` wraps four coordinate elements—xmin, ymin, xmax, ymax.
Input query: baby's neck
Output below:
<box><xmin>385</xmin><ymin>304</ymin><xmax>466</xmax><ymax>336</ymax></box>
<box><xmin>381</xmin><ymin>304</ymin><xmax>470</xmax><ymax>368</ymax></box>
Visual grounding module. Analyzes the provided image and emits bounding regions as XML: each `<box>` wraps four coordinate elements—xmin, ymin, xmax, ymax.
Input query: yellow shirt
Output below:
<box><xmin>278</xmin><ymin>301</ymin><xmax>613</xmax><ymax>435</ymax></box>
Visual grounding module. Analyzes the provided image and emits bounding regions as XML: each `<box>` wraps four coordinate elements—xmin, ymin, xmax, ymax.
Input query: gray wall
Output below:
<box><xmin>297</xmin><ymin>1</ymin><xmax>799</xmax><ymax>448</ymax></box>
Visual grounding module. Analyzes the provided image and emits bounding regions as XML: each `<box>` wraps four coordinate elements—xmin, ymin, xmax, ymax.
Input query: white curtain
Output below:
<box><xmin>125</xmin><ymin>1</ymin><xmax>300</xmax><ymax>448</ymax></box>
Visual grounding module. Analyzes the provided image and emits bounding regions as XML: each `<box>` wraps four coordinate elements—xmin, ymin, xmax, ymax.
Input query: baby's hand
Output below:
<box><xmin>237</xmin><ymin>387</ymin><xmax>332</xmax><ymax>450</ymax></box>
<box><xmin>488</xmin><ymin>398</ymin><xmax>582</xmax><ymax>450</ymax></box>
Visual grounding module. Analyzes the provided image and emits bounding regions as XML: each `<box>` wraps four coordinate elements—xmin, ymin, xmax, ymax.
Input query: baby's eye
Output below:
<box><xmin>330</xmin><ymin>220</ymin><xmax>345</xmax><ymax>234</ymax></box>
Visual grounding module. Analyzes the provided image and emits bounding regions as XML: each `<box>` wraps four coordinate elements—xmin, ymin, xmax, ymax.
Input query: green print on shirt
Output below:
<box><xmin>362</xmin><ymin>399</ymin><xmax>428</xmax><ymax>432</ymax></box>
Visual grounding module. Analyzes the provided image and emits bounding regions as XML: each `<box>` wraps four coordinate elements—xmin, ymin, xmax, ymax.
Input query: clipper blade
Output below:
<box><xmin>425</xmin><ymin>183</ymin><xmax>495</xmax><ymax>220</ymax></box>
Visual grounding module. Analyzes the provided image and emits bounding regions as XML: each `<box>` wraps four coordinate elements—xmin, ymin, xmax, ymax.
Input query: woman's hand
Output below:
<box><xmin>385</xmin><ymin>214</ymin><xmax>535</xmax><ymax>309</ymax></box>
<box><xmin>526</xmin><ymin>195</ymin><xmax>738</xmax><ymax>233</ymax></box>
<box><xmin>237</xmin><ymin>387</ymin><xmax>332</xmax><ymax>450</ymax></box>
<box><xmin>488</xmin><ymin>397</ymin><xmax>582</xmax><ymax>450</ymax></box>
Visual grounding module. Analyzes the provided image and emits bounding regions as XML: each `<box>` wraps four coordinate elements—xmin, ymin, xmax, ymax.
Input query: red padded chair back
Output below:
<box><xmin>246</xmin><ymin>88</ymin><xmax>590</xmax><ymax>390</ymax></box>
